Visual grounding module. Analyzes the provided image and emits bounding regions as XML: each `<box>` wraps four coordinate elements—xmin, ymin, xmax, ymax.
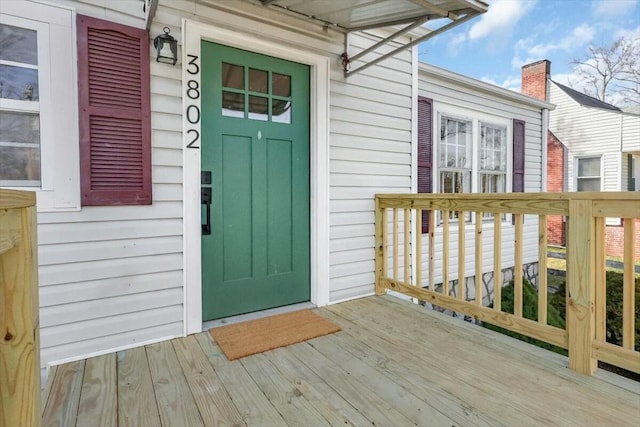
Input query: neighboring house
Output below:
<box><xmin>522</xmin><ymin>60</ymin><xmax>640</xmax><ymax>259</ymax></box>
<box><xmin>1</xmin><ymin>0</ymin><xmax>550</xmax><ymax>382</ymax></box>
<box><xmin>417</xmin><ymin>63</ymin><xmax>553</xmax><ymax>303</ymax></box>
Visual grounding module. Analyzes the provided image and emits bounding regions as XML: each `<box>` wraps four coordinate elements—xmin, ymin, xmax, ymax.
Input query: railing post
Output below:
<box><xmin>566</xmin><ymin>199</ymin><xmax>597</xmax><ymax>375</ymax></box>
<box><xmin>374</xmin><ymin>196</ymin><xmax>386</xmax><ymax>295</ymax></box>
<box><xmin>0</xmin><ymin>190</ymin><xmax>41</xmax><ymax>427</ymax></box>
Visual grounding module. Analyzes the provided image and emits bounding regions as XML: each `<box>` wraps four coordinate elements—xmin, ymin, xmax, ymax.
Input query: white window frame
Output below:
<box><xmin>433</xmin><ymin>103</ymin><xmax>512</xmax><ymax>224</ymax></box>
<box><xmin>0</xmin><ymin>2</ymin><xmax>80</xmax><ymax>211</ymax></box>
<box><xmin>574</xmin><ymin>155</ymin><xmax>602</xmax><ymax>192</ymax></box>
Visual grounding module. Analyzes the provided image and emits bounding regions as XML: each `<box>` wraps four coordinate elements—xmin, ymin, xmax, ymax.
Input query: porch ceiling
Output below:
<box><xmin>260</xmin><ymin>0</ymin><xmax>487</xmax><ymax>32</ymax></box>
<box><xmin>259</xmin><ymin>0</ymin><xmax>488</xmax><ymax>77</ymax></box>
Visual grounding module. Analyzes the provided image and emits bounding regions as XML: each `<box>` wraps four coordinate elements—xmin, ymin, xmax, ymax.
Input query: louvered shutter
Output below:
<box><xmin>513</xmin><ymin>119</ymin><xmax>525</xmax><ymax>193</ymax></box>
<box><xmin>417</xmin><ymin>96</ymin><xmax>433</xmax><ymax>232</ymax></box>
<box><xmin>78</xmin><ymin>15</ymin><xmax>151</xmax><ymax>206</ymax></box>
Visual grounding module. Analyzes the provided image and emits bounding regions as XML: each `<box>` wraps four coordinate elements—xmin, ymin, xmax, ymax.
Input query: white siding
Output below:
<box><xmin>549</xmin><ymin>82</ymin><xmax>623</xmax><ymax>192</ymax></box>
<box><xmin>34</xmin><ymin>0</ymin><xmax>183</xmax><ymax>378</ymax></box>
<box><xmin>34</xmin><ymin>0</ymin><xmax>415</xmax><ymax>375</ymax></box>
<box><xmin>621</xmin><ymin>113</ymin><xmax>640</xmax><ymax>153</ymax></box>
<box><xmin>418</xmin><ymin>66</ymin><xmax>546</xmax><ymax>287</ymax></box>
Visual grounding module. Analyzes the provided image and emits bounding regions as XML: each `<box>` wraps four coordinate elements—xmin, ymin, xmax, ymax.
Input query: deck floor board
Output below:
<box><xmin>42</xmin><ymin>295</ymin><xmax>640</xmax><ymax>426</ymax></box>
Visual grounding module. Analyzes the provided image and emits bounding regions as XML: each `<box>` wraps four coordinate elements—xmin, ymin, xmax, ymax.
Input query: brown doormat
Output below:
<box><xmin>209</xmin><ymin>309</ymin><xmax>341</xmax><ymax>360</ymax></box>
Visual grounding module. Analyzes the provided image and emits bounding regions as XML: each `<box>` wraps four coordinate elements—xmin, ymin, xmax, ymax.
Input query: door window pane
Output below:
<box><xmin>272</xmin><ymin>100</ymin><xmax>291</xmax><ymax>124</ymax></box>
<box><xmin>0</xmin><ymin>64</ymin><xmax>39</xmax><ymax>100</ymax></box>
<box><xmin>222</xmin><ymin>91</ymin><xmax>244</xmax><ymax>118</ymax></box>
<box><xmin>248</xmin><ymin>95</ymin><xmax>268</xmax><ymax>121</ymax></box>
<box><xmin>0</xmin><ymin>24</ymin><xmax>37</xmax><ymax>65</ymax></box>
<box><xmin>272</xmin><ymin>73</ymin><xmax>290</xmax><ymax>97</ymax></box>
<box><xmin>249</xmin><ymin>68</ymin><xmax>268</xmax><ymax>93</ymax></box>
<box><xmin>222</xmin><ymin>62</ymin><xmax>244</xmax><ymax>89</ymax></box>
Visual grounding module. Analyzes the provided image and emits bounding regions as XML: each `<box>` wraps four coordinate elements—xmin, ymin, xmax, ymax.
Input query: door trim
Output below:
<box><xmin>182</xmin><ymin>19</ymin><xmax>330</xmax><ymax>335</ymax></box>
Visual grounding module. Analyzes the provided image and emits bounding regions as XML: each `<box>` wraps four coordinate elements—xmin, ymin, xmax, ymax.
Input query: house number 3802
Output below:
<box><xmin>186</xmin><ymin>54</ymin><xmax>200</xmax><ymax>149</ymax></box>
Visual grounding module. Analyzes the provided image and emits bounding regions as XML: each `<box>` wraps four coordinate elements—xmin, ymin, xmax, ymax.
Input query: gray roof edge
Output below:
<box><xmin>551</xmin><ymin>80</ymin><xmax>622</xmax><ymax>112</ymax></box>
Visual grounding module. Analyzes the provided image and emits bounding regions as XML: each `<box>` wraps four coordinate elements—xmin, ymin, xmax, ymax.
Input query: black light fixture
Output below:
<box><xmin>154</xmin><ymin>27</ymin><xmax>177</xmax><ymax>65</ymax></box>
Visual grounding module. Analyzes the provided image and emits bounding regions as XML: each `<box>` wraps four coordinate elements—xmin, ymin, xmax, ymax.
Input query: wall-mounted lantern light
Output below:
<box><xmin>153</xmin><ymin>27</ymin><xmax>177</xmax><ymax>65</ymax></box>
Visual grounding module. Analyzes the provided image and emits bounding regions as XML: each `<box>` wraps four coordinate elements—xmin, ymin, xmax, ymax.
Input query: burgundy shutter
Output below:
<box><xmin>78</xmin><ymin>15</ymin><xmax>151</xmax><ymax>206</ymax></box>
<box><xmin>418</xmin><ymin>96</ymin><xmax>433</xmax><ymax>232</ymax></box>
<box><xmin>513</xmin><ymin>119</ymin><xmax>525</xmax><ymax>193</ymax></box>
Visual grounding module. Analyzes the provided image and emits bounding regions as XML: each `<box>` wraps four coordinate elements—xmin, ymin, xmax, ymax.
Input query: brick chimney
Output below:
<box><xmin>521</xmin><ymin>60</ymin><xmax>551</xmax><ymax>101</ymax></box>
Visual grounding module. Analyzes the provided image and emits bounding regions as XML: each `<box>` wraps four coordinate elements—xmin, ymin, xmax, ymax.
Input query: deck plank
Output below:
<box><xmin>329</xmin><ymin>297</ymin><xmax>639</xmax><ymax>425</ymax></box>
<box><xmin>196</xmin><ymin>333</ymin><xmax>286</xmax><ymax>427</ymax></box>
<box><xmin>41</xmin><ymin>296</ymin><xmax>640</xmax><ymax>427</ymax></box>
<box><xmin>117</xmin><ymin>347</ymin><xmax>161</xmax><ymax>427</ymax></box>
<box><xmin>264</xmin><ymin>346</ymin><xmax>373</xmax><ymax>427</ymax></box>
<box><xmin>42</xmin><ymin>360</ymin><xmax>84</xmax><ymax>427</ymax></box>
<box><xmin>326</xmin><ymin>299</ymin><xmax>565</xmax><ymax>426</ymax></box>
<box><xmin>147</xmin><ymin>340</ymin><xmax>204</xmax><ymax>427</ymax></box>
<box><xmin>372</xmin><ymin>296</ymin><xmax>640</xmax><ymax>409</ymax></box>
<box><xmin>288</xmin><ymin>341</ymin><xmax>418</xmax><ymax>426</ymax></box>
<box><xmin>319</xmin><ymin>308</ymin><xmax>503</xmax><ymax>426</ymax></box>
<box><xmin>76</xmin><ymin>353</ymin><xmax>117</xmax><ymax>427</ymax></box>
<box><xmin>172</xmin><ymin>335</ymin><xmax>246</xmax><ymax>427</ymax></box>
<box><xmin>241</xmin><ymin>353</ymin><xmax>331</xmax><ymax>426</ymax></box>
<box><xmin>307</xmin><ymin>333</ymin><xmax>457</xmax><ymax>426</ymax></box>
<box><xmin>41</xmin><ymin>365</ymin><xmax>58</xmax><ymax>416</ymax></box>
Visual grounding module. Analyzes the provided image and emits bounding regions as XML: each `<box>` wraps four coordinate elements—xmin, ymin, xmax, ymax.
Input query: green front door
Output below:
<box><xmin>201</xmin><ymin>42</ymin><xmax>310</xmax><ymax>321</ymax></box>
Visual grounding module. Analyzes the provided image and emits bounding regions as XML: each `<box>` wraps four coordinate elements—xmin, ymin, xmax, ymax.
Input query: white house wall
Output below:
<box><xmin>418</xmin><ymin>67</ymin><xmax>546</xmax><ymax>287</ymax></box>
<box><xmin>621</xmin><ymin>113</ymin><xmax>640</xmax><ymax>153</ymax></box>
<box><xmin>549</xmin><ymin>82</ymin><xmax>623</xmax><ymax>192</ymax></box>
<box><xmin>32</xmin><ymin>0</ymin><xmax>414</xmax><ymax>376</ymax></box>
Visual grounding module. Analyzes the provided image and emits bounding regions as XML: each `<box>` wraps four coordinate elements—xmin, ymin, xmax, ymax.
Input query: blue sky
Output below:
<box><xmin>418</xmin><ymin>0</ymin><xmax>640</xmax><ymax>94</ymax></box>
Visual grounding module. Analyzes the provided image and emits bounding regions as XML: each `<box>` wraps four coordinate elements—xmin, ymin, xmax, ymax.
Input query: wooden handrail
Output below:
<box><xmin>0</xmin><ymin>189</ymin><xmax>41</xmax><ymax>427</ymax></box>
<box><xmin>375</xmin><ymin>192</ymin><xmax>640</xmax><ymax>376</ymax></box>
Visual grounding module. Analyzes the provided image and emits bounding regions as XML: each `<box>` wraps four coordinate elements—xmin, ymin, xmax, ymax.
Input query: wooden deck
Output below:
<box><xmin>42</xmin><ymin>296</ymin><xmax>640</xmax><ymax>427</ymax></box>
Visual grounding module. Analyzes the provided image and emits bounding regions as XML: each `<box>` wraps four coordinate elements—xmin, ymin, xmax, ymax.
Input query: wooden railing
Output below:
<box><xmin>375</xmin><ymin>192</ymin><xmax>640</xmax><ymax>376</ymax></box>
<box><xmin>0</xmin><ymin>189</ymin><xmax>41</xmax><ymax>426</ymax></box>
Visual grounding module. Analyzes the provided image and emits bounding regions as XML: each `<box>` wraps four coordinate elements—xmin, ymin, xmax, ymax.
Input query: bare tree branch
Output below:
<box><xmin>570</xmin><ymin>36</ymin><xmax>640</xmax><ymax>106</ymax></box>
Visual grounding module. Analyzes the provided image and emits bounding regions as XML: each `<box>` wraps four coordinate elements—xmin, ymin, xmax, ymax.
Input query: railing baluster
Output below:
<box><xmin>429</xmin><ymin>210</ymin><xmax>435</xmax><ymax>293</ymax></box>
<box><xmin>493</xmin><ymin>215</ymin><xmax>502</xmax><ymax>312</ymax></box>
<box><xmin>594</xmin><ymin>217</ymin><xmax>606</xmax><ymax>342</ymax></box>
<box><xmin>443</xmin><ymin>211</ymin><xmax>450</xmax><ymax>295</ymax></box>
<box><xmin>393</xmin><ymin>208</ymin><xmax>399</xmax><ymax>281</ymax></box>
<box><xmin>514</xmin><ymin>213</ymin><xmax>524</xmax><ymax>318</ymax></box>
<box><xmin>458</xmin><ymin>212</ymin><xmax>466</xmax><ymax>300</ymax></box>
<box><xmin>538</xmin><ymin>215</ymin><xmax>548</xmax><ymax>325</ymax></box>
<box><xmin>416</xmin><ymin>209</ymin><xmax>422</xmax><ymax>289</ymax></box>
<box><xmin>404</xmin><ymin>208</ymin><xmax>410</xmax><ymax>284</ymax></box>
<box><xmin>475</xmin><ymin>212</ymin><xmax>483</xmax><ymax>305</ymax></box>
<box><xmin>623</xmin><ymin>218</ymin><xmax>636</xmax><ymax>350</ymax></box>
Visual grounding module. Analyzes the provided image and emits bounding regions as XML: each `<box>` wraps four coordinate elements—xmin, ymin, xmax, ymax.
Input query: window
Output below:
<box><xmin>417</xmin><ymin>97</ymin><xmax>524</xmax><ymax>227</ymax></box>
<box><xmin>576</xmin><ymin>156</ymin><xmax>601</xmax><ymax>191</ymax></box>
<box><xmin>0</xmin><ymin>3</ymin><xmax>80</xmax><ymax>211</ymax></box>
<box><xmin>439</xmin><ymin>116</ymin><xmax>472</xmax><ymax>194</ymax></box>
<box><xmin>0</xmin><ymin>20</ymin><xmax>44</xmax><ymax>187</ymax></box>
<box><xmin>479</xmin><ymin>122</ymin><xmax>507</xmax><ymax>193</ymax></box>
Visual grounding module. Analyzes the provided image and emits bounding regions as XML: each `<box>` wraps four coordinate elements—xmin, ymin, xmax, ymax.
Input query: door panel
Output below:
<box><xmin>201</xmin><ymin>41</ymin><xmax>310</xmax><ymax>320</ymax></box>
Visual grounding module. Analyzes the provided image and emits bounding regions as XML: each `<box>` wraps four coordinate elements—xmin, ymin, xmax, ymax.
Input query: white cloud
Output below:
<box><xmin>511</xmin><ymin>24</ymin><xmax>596</xmax><ymax>69</ymax></box>
<box><xmin>446</xmin><ymin>32</ymin><xmax>468</xmax><ymax>56</ymax></box>
<box><xmin>592</xmin><ymin>0</ymin><xmax>638</xmax><ymax>17</ymax></box>
<box><xmin>615</xmin><ymin>25</ymin><xmax>640</xmax><ymax>40</ymax></box>
<box><xmin>468</xmin><ymin>0</ymin><xmax>537</xmax><ymax>41</ymax></box>
<box><xmin>481</xmin><ymin>75</ymin><xmax>522</xmax><ymax>91</ymax></box>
